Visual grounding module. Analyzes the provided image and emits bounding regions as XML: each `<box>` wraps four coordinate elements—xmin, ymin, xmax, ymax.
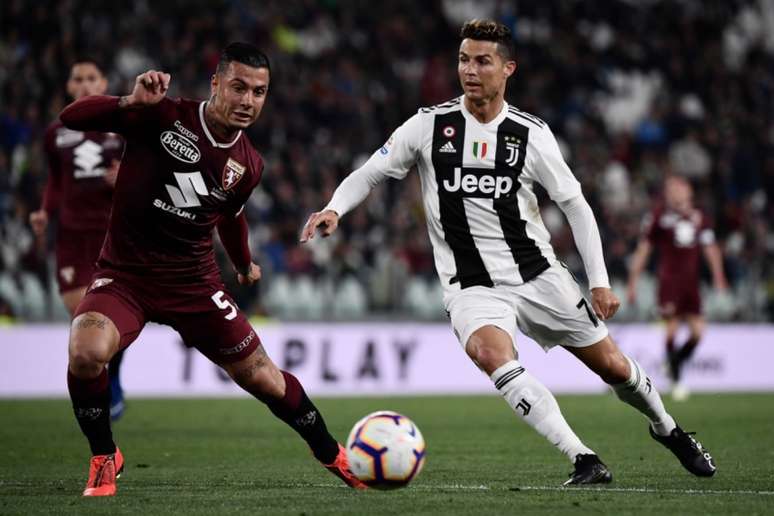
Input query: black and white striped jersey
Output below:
<box><xmin>326</xmin><ymin>95</ymin><xmax>584</xmax><ymax>295</ymax></box>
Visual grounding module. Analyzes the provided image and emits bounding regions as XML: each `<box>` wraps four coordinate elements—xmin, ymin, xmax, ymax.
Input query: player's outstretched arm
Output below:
<box><xmin>557</xmin><ymin>195</ymin><xmax>620</xmax><ymax>320</ymax></box>
<box><xmin>300</xmin><ymin>210</ymin><xmax>340</xmax><ymax>242</ymax></box>
<box><xmin>119</xmin><ymin>70</ymin><xmax>171</xmax><ymax>108</ymax></box>
<box><xmin>31</xmin><ymin>126</ymin><xmax>62</xmax><ymax>238</ymax></box>
<box><xmin>237</xmin><ymin>262</ymin><xmax>262</xmax><ymax>286</ymax></box>
<box><xmin>702</xmin><ymin>243</ymin><xmax>728</xmax><ymax>291</ymax></box>
<box><xmin>300</xmin><ymin>159</ymin><xmax>392</xmax><ymax>244</ymax></box>
<box><xmin>217</xmin><ymin>212</ymin><xmax>261</xmax><ymax>286</ymax></box>
<box><xmin>590</xmin><ymin>287</ymin><xmax>621</xmax><ymax>321</ymax></box>
<box><xmin>60</xmin><ymin>70</ymin><xmax>171</xmax><ymax>132</ymax></box>
<box><xmin>301</xmin><ymin>114</ymin><xmax>422</xmax><ymax>244</ymax></box>
<box><xmin>626</xmin><ymin>239</ymin><xmax>652</xmax><ymax>304</ymax></box>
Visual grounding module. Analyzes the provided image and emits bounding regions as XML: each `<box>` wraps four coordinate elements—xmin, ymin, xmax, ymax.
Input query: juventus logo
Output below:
<box><xmin>165</xmin><ymin>171</ymin><xmax>209</xmax><ymax>208</ymax></box>
<box><xmin>504</xmin><ymin>135</ymin><xmax>520</xmax><ymax>167</ymax></box>
<box><xmin>516</xmin><ymin>398</ymin><xmax>532</xmax><ymax>416</ymax></box>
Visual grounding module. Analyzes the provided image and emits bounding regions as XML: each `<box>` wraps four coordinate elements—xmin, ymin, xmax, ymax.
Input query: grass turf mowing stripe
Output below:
<box><xmin>3</xmin><ymin>394</ymin><xmax>773</xmax><ymax>515</ymax></box>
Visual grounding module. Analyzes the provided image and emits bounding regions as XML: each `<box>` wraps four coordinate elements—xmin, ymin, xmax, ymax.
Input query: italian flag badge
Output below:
<box><xmin>473</xmin><ymin>141</ymin><xmax>488</xmax><ymax>158</ymax></box>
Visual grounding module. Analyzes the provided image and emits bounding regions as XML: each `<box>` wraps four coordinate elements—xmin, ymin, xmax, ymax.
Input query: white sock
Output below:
<box><xmin>491</xmin><ymin>360</ymin><xmax>594</xmax><ymax>462</ymax></box>
<box><xmin>612</xmin><ymin>356</ymin><xmax>677</xmax><ymax>436</ymax></box>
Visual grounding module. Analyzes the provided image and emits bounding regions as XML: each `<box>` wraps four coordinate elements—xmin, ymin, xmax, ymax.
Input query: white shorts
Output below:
<box><xmin>444</xmin><ymin>263</ymin><xmax>608</xmax><ymax>352</ymax></box>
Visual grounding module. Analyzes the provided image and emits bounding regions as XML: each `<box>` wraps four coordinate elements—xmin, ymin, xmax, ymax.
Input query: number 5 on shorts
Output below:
<box><xmin>211</xmin><ymin>290</ymin><xmax>237</xmax><ymax>320</ymax></box>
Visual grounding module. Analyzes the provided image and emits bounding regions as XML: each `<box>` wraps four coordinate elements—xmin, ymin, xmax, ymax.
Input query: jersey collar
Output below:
<box><xmin>460</xmin><ymin>95</ymin><xmax>509</xmax><ymax>128</ymax></box>
<box><xmin>199</xmin><ymin>101</ymin><xmax>242</xmax><ymax>148</ymax></box>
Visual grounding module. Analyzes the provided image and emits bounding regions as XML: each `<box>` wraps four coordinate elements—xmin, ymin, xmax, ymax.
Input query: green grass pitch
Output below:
<box><xmin>1</xmin><ymin>393</ymin><xmax>772</xmax><ymax>515</ymax></box>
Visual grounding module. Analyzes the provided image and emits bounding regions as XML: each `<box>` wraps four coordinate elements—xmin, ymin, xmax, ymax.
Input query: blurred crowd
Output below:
<box><xmin>1</xmin><ymin>0</ymin><xmax>773</xmax><ymax>321</ymax></box>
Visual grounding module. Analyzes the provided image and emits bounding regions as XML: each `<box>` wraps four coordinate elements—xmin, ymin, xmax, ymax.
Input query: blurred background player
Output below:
<box><xmin>28</xmin><ymin>60</ymin><xmax>128</xmax><ymax>420</ymax></box>
<box><xmin>60</xmin><ymin>43</ymin><xmax>365</xmax><ymax>496</ymax></box>
<box><xmin>627</xmin><ymin>176</ymin><xmax>728</xmax><ymax>400</ymax></box>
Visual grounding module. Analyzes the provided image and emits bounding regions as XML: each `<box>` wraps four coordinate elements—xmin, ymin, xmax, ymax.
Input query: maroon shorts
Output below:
<box><xmin>55</xmin><ymin>228</ymin><xmax>106</xmax><ymax>294</ymax></box>
<box><xmin>658</xmin><ymin>279</ymin><xmax>701</xmax><ymax>317</ymax></box>
<box><xmin>74</xmin><ymin>269</ymin><xmax>259</xmax><ymax>364</ymax></box>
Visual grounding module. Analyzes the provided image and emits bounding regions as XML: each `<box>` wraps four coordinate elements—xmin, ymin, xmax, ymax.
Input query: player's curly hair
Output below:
<box><xmin>460</xmin><ymin>19</ymin><xmax>514</xmax><ymax>61</ymax></box>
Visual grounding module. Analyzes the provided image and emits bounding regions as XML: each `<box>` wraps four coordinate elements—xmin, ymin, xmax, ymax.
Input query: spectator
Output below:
<box><xmin>1</xmin><ymin>0</ymin><xmax>771</xmax><ymax>321</ymax></box>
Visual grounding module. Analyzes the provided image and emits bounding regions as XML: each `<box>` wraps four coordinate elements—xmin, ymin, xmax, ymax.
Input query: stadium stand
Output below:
<box><xmin>1</xmin><ymin>0</ymin><xmax>772</xmax><ymax>321</ymax></box>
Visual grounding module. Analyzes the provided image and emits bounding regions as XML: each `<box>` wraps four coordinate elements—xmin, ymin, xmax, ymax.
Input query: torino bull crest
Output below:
<box><xmin>223</xmin><ymin>157</ymin><xmax>246</xmax><ymax>190</ymax></box>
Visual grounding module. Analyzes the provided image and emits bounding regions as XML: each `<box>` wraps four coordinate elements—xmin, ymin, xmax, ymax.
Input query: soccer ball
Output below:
<box><xmin>345</xmin><ymin>410</ymin><xmax>426</xmax><ymax>489</ymax></box>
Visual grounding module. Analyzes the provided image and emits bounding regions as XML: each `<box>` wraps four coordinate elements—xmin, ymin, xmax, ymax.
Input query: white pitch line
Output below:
<box><xmin>417</xmin><ymin>484</ymin><xmax>491</xmax><ymax>491</ymax></box>
<box><xmin>510</xmin><ymin>485</ymin><xmax>774</xmax><ymax>497</ymax></box>
<box><xmin>305</xmin><ymin>483</ymin><xmax>774</xmax><ymax>496</ymax></box>
<box><xmin>5</xmin><ymin>480</ymin><xmax>768</xmax><ymax>497</ymax></box>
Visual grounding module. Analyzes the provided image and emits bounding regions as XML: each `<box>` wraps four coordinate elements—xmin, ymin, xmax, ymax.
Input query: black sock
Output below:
<box><xmin>108</xmin><ymin>349</ymin><xmax>124</xmax><ymax>383</ymax></box>
<box><xmin>678</xmin><ymin>336</ymin><xmax>700</xmax><ymax>363</ymax></box>
<box><xmin>265</xmin><ymin>371</ymin><xmax>339</xmax><ymax>464</ymax></box>
<box><xmin>67</xmin><ymin>369</ymin><xmax>115</xmax><ymax>456</ymax></box>
<box><xmin>666</xmin><ymin>337</ymin><xmax>680</xmax><ymax>381</ymax></box>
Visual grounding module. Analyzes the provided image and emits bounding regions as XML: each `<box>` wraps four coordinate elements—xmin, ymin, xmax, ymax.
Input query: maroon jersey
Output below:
<box><xmin>42</xmin><ymin>121</ymin><xmax>124</xmax><ymax>231</ymax></box>
<box><xmin>643</xmin><ymin>207</ymin><xmax>715</xmax><ymax>287</ymax></box>
<box><xmin>60</xmin><ymin>96</ymin><xmax>263</xmax><ymax>287</ymax></box>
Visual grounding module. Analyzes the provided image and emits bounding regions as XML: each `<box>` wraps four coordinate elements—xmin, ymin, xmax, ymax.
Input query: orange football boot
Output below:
<box><xmin>323</xmin><ymin>443</ymin><xmax>367</xmax><ymax>490</ymax></box>
<box><xmin>83</xmin><ymin>448</ymin><xmax>124</xmax><ymax>496</ymax></box>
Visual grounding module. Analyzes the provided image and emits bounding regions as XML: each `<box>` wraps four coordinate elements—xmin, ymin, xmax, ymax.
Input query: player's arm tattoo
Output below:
<box><xmin>76</xmin><ymin>317</ymin><xmax>107</xmax><ymax>330</ymax></box>
<box><xmin>118</xmin><ymin>96</ymin><xmax>143</xmax><ymax>109</ymax></box>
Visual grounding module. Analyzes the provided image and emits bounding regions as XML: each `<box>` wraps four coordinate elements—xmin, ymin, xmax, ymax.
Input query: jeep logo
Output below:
<box><xmin>160</xmin><ymin>131</ymin><xmax>201</xmax><ymax>164</ymax></box>
<box><xmin>442</xmin><ymin>167</ymin><xmax>514</xmax><ymax>199</ymax></box>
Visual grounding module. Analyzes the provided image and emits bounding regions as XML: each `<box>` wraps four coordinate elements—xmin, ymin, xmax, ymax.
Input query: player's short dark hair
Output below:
<box><xmin>71</xmin><ymin>57</ymin><xmax>106</xmax><ymax>74</ymax></box>
<box><xmin>216</xmin><ymin>42</ymin><xmax>271</xmax><ymax>76</ymax></box>
<box><xmin>460</xmin><ymin>19</ymin><xmax>514</xmax><ymax>61</ymax></box>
